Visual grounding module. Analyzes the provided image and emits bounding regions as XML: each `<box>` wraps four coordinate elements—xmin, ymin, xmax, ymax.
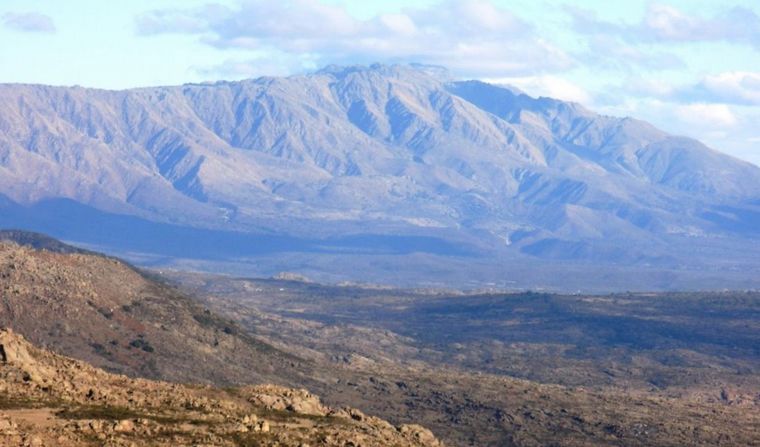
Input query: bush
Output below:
<box><xmin>128</xmin><ymin>338</ymin><xmax>155</xmax><ymax>353</ymax></box>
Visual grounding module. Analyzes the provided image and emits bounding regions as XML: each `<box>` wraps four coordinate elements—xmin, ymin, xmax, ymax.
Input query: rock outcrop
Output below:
<box><xmin>0</xmin><ymin>328</ymin><xmax>442</xmax><ymax>446</ymax></box>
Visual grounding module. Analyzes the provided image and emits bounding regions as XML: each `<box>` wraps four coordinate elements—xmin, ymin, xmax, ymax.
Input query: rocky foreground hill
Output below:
<box><xmin>0</xmin><ymin>232</ymin><xmax>313</xmax><ymax>386</ymax></box>
<box><xmin>1</xmin><ymin>233</ymin><xmax>759</xmax><ymax>446</ymax></box>
<box><xmin>0</xmin><ymin>328</ymin><xmax>441</xmax><ymax>447</ymax></box>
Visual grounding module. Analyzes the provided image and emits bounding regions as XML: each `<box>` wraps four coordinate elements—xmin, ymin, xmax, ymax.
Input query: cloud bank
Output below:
<box><xmin>136</xmin><ymin>0</ymin><xmax>574</xmax><ymax>78</ymax></box>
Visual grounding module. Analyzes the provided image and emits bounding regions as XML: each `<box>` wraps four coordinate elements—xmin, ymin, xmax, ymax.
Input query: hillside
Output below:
<box><xmin>1</xmin><ymin>64</ymin><xmax>759</xmax><ymax>289</ymax></box>
<box><xmin>0</xmin><ymin>235</ymin><xmax>312</xmax><ymax>386</ymax></box>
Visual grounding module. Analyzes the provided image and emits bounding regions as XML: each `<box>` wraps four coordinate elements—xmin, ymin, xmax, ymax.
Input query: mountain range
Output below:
<box><xmin>1</xmin><ymin>63</ymin><xmax>758</xmax><ymax>289</ymax></box>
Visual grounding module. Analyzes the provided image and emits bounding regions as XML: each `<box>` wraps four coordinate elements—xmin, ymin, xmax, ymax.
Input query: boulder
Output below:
<box><xmin>114</xmin><ymin>419</ymin><xmax>135</xmax><ymax>433</ymax></box>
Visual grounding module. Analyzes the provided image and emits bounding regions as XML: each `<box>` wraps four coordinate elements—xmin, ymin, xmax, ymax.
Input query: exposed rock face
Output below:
<box><xmin>0</xmin><ymin>328</ymin><xmax>442</xmax><ymax>446</ymax></box>
<box><xmin>0</xmin><ymin>64</ymin><xmax>759</xmax><ymax>288</ymax></box>
<box><xmin>0</xmin><ymin>328</ymin><xmax>41</xmax><ymax>371</ymax></box>
<box><xmin>244</xmin><ymin>385</ymin><xmax>329</xmax><ymax>416</ymax></box>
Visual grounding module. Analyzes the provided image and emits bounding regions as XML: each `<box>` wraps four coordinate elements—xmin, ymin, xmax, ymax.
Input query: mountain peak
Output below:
<box><xmin>313</xmin><ymin>62</ymin><xmax>451</xmax><ymax>82</ymax></box>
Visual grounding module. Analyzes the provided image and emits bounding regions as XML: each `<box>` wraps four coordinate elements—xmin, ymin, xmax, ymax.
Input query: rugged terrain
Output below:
<box><xmin>1</xmin><ymin>233</ymin><xmax>759</xmax><ymax>446</ymax></box>
<box><xmin>1</xmin><ymin>63</ymin><xmax>759</xmax><ymax>289</ymax></box>
<box><xmin>0</xmin><ymin>328</ymin><xmax>441</xmax><ymax>447</ymax></box>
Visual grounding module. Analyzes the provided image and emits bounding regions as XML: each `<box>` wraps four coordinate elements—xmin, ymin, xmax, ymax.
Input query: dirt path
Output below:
<box><xmin>0</xmin><ymin>408</ymin><xmax>62</xmax><ymax>447</ymax></box>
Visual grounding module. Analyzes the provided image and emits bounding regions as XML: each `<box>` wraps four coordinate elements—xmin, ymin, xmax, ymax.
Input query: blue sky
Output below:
<box><xmin>1</xmin><ymin>0</ymin><xmax>759</xmax><ymax>165</ymax></box>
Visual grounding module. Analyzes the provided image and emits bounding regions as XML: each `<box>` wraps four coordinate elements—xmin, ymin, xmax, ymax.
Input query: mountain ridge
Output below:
<box><xmin>1</xmin><ymin>63</ymin><xmax>758</xmax><ymax>288</ymax></box>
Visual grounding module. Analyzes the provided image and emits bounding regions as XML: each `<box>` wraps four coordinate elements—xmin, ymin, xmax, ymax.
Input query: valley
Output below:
<box><xmin>170</xmin><ymin>273</ymin><xmax>760</xmax><ymax>394</ymax></box>
<box><xmin>1</xmin><ymin>232</ymin><xmax>757</xmax><ymax>446</ymax></box>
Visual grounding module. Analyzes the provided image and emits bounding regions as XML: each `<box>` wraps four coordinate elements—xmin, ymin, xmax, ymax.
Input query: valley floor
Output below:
<box><xmin>169</xmin><ymin>273</ymin><xmax>760</xmax><ymax>446</ymax></box>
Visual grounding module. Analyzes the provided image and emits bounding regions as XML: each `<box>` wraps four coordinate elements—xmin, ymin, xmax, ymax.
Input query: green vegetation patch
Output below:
<box><xmin>0</xmin><ymin>393</ymin><xmax>61</xmax><ymax>409</ymax></box>
<box><xmin>56</xmin><ymin>405</ymin><xmax>144</xmax><ymax>421</ymax></box>
<box><xmin>56</xmin><ymin>404</ymin><xmax>212</xmax><ymax>426</ymax></box>
<box><xmin>128</xmin><ymin>338</ymin><xmax>155</xmax><ymax>353</ymax></box>
<box><xmin>253</xmin><ymin>407</ymin><xmax>351</xmax><ymax>426</ymax></box>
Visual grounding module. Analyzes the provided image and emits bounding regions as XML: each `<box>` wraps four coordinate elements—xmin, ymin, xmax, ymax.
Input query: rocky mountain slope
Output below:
<box><xmin>0</xmin><ymin>328</ymin><xmax>441</xmax><ymax>447</ymax></box>
<box><xmin>1</xmin><ymin>64</ymin><xmax>759</xmax><ymax>288</ymax></box>
<box><xmin>0</xmin><ymin>233</ymin><xmax>319</xmax><ymax>387</ymax></box>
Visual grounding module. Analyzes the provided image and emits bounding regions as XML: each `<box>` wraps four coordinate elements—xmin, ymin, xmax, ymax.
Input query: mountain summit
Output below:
<box><xmin>1</xmin><ymin>63</ymin><xmax>758</xmax><ymax>289</ymax></box>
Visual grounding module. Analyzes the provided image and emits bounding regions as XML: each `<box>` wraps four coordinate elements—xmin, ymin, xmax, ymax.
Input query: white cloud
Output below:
<box><xmin>2</xmin><ymin>12</ymin><xmax>56</xmax><ymax>33</ymax></box>
<box><xmin>689</xmin><ymin>72</ymin><xmax>760</xmax><ymax>105</ymax></box>
<box><xmin>484</xmin><ymin>75</ymin><xmax>592</xmax><ymax>103</ymax></box>
<box><xmin>643</xmin><ymin>4</ymin><xmax>701</xmax><ymax>41</ymax></box>
<box><xmin>599</xmin><ymin>72</ymin><xmax>760</xmax><ymax>109</ymax></box>
<box><xmin>675</xmin><ymin>103</ymin><xmax>737</xmax><ymax>128</ymax></box>
<box><xmin>378</xmin><ymin>14</ymin><xmax>417</xmax><ymax>36</ymax></box>
<box><xmin>641</xmin><ymin>4</ymin><xmax>760</xmax><ymax>46</ymax></box>
<box><xmin>136</xmin><ymin>0</ymin><xmax>574</xmax><ymax>77</ymax></box>
<box><xmin>446</xmin><ymin>0</ymin><xmax>524</xmax><ymax>32</ymax></box>
<box><xmin>567</xmin><ymin>3</ymin><xmax>760</xmax><ymax>48</ymax></box>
